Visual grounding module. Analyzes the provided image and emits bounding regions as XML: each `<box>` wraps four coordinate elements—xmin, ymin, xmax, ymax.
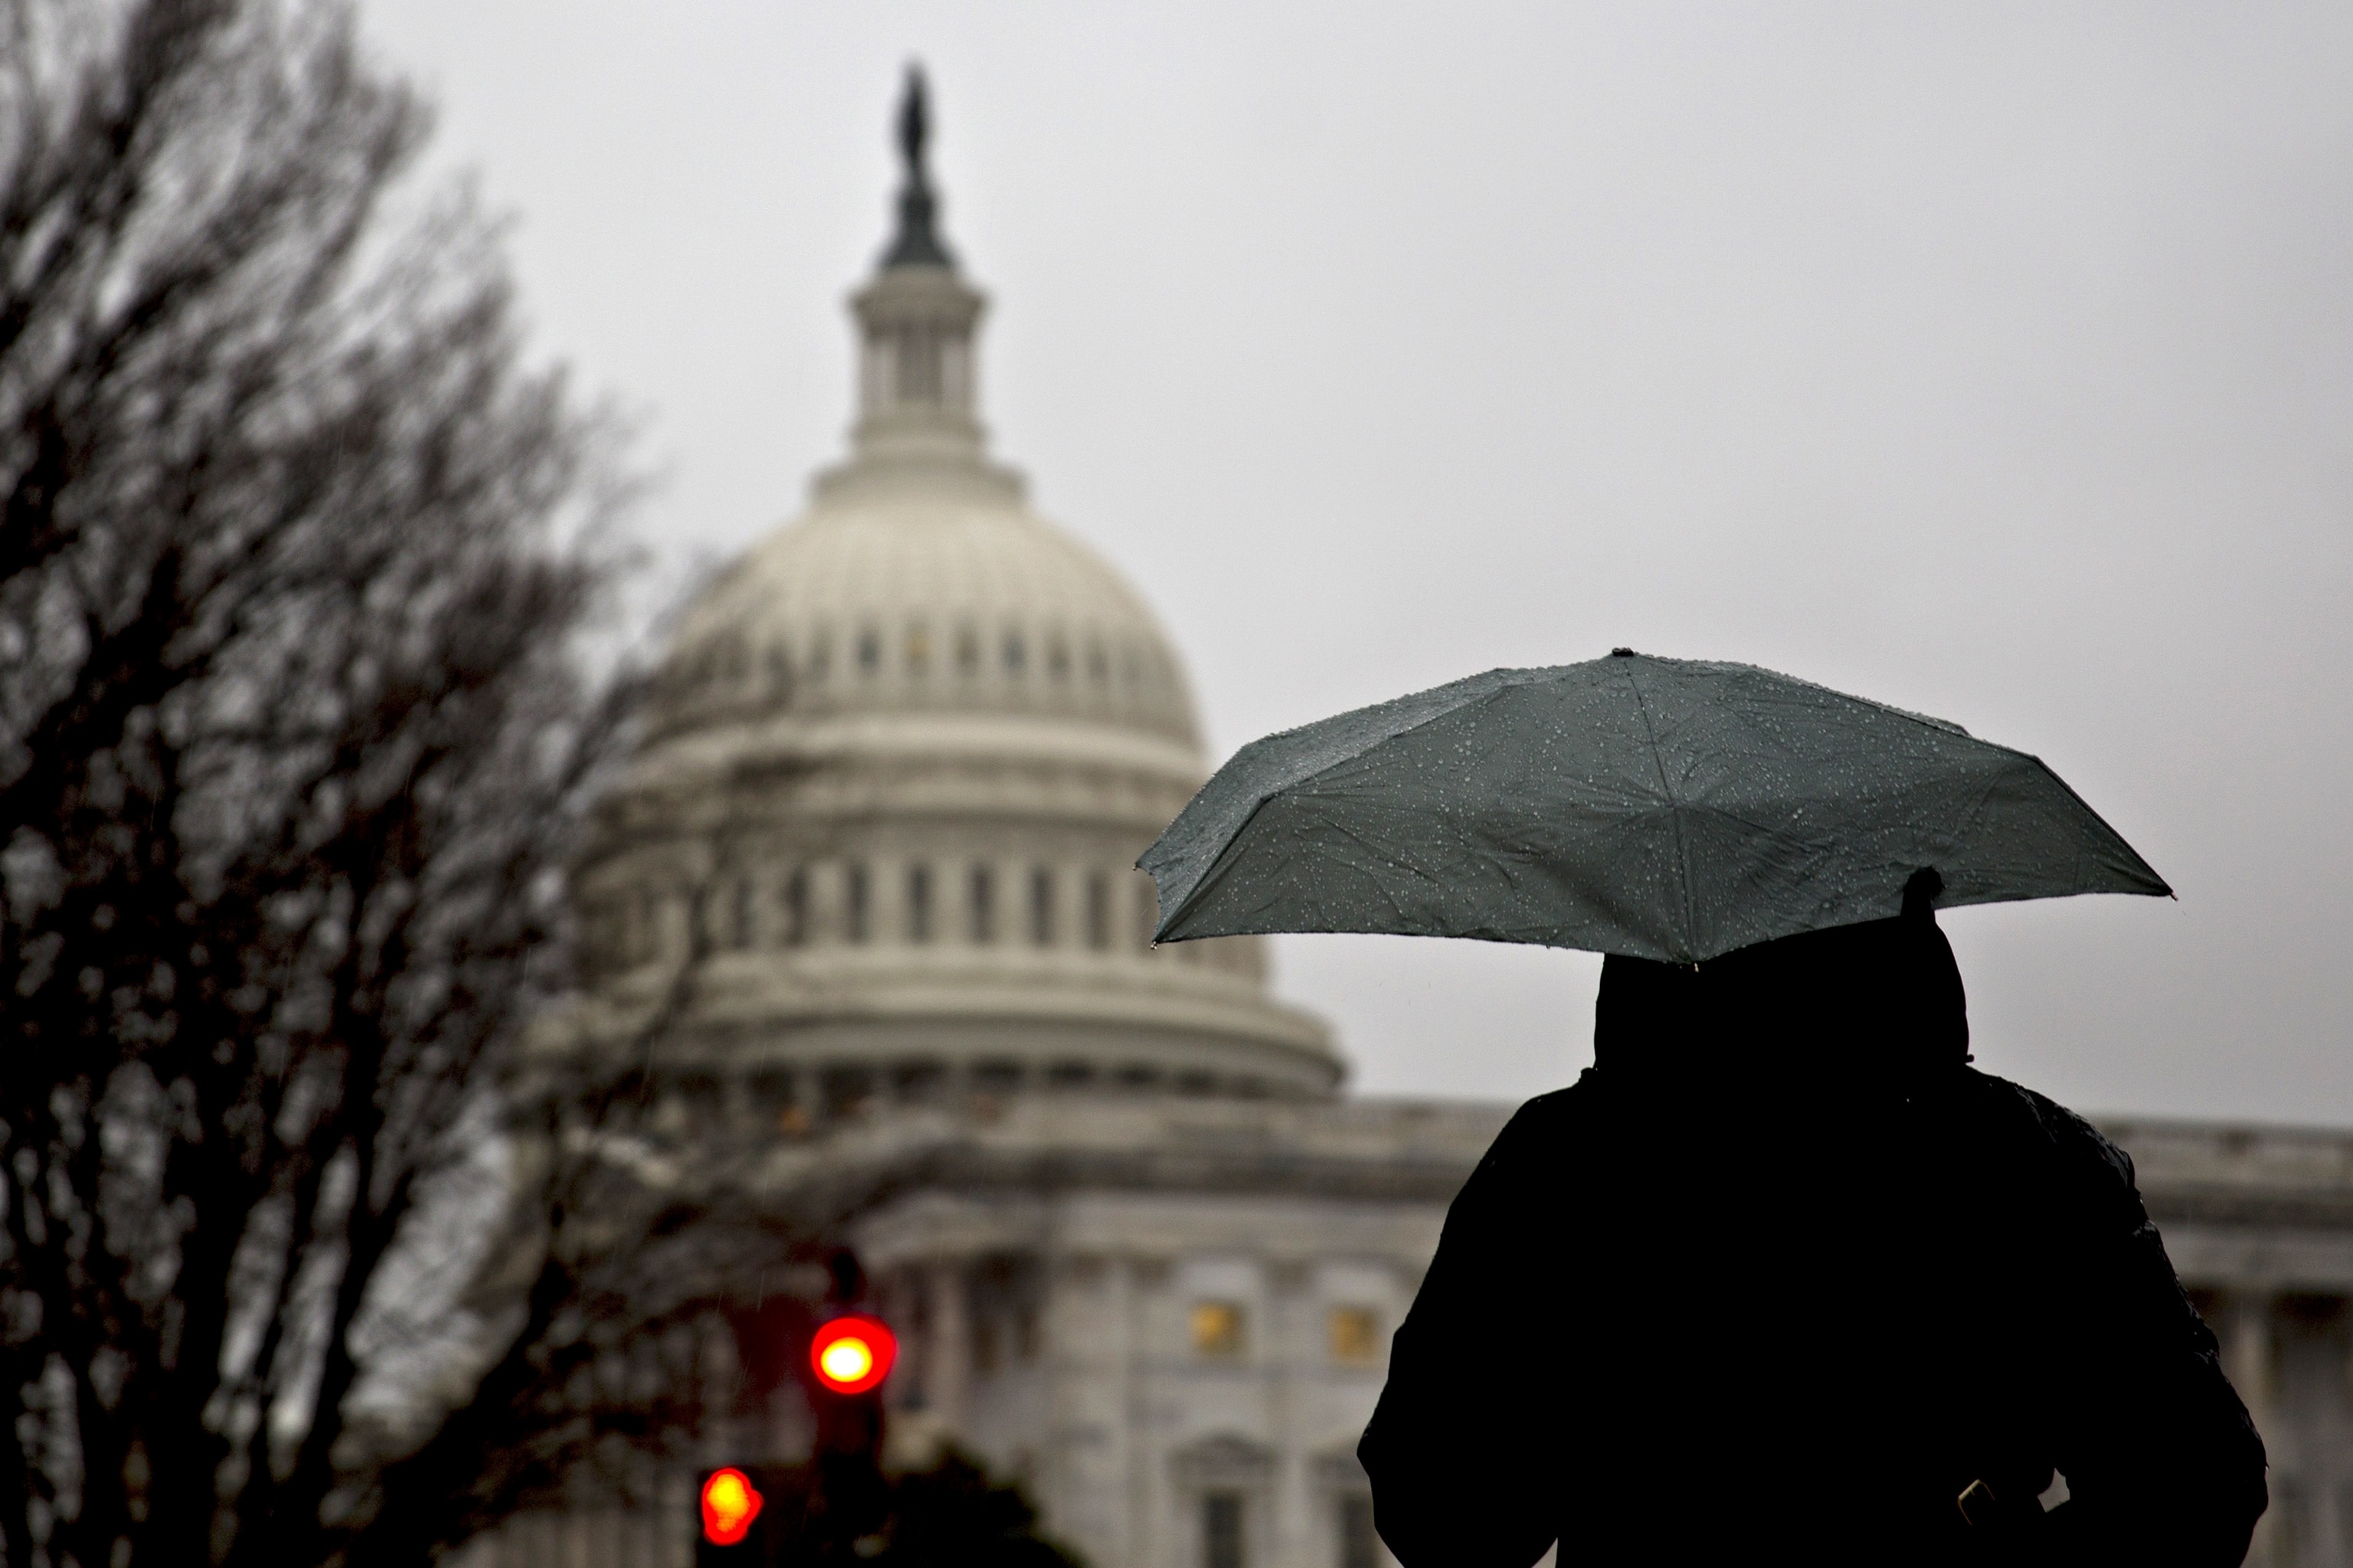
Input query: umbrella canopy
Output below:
<box><xmin>1139</xmin><ymin>652</ymin><xmax>2168</xmax><ymax>964</ymax></box>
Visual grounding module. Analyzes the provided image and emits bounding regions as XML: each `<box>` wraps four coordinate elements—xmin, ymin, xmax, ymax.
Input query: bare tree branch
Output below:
<box><xmin>0</xmin><ymin>3</ymin><xmax>686</xmax><ymax>1562</ymax></box>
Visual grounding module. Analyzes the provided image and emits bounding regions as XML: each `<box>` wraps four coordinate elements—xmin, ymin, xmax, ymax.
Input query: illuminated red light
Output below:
<box><xmin>810</xmin><ymin>1314</ymin><xmax>898</xmax><ymax>1395</ymax></box>
<box><xmin>701</xmin><ymin>1467</ymin><xmax>764</xmax><ymax>1546</ymax></box>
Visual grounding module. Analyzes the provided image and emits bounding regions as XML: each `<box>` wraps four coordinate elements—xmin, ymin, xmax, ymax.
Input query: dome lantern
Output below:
<box><xmin>824</xmin><ymin>66</ymin><xmax>1015</xmax><ymax>506</ymax></box>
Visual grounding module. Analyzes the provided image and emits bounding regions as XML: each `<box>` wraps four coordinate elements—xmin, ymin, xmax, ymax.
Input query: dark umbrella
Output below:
<box><xmin>1139</xmin><ymin>650</ymin><xmax>2168</xmax><ymax>964</ymax></box>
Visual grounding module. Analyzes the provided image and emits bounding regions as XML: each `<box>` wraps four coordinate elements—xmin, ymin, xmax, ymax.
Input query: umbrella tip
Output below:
<box><xmin>1610</xmin><ymin>647</ymin><xmax>1635</xmax><ymax>657</ymax></box>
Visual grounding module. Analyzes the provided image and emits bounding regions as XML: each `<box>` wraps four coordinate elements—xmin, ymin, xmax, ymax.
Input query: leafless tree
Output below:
<box><xmin>342</xmin><ymin>887</ymin><xmax>818</xmax><ymax>1567</ymax></box>
<box><xmin>0</xmin><ymin>0</ymin><xmax>724</xmax><ymax>1560</ymax></box>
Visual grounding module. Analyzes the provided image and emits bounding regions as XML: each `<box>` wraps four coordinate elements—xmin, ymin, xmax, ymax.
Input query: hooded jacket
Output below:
<box><xmin>1357</xmin><ymin>897</ymin><xmax>2266</xmax><ymax>1568</ymax></box>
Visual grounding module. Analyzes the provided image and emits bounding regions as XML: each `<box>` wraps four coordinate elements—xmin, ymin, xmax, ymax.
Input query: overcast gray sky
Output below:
<box><xmin>359</xmin><ymin>2</ymin><xmax>2351</xmax><ymax>1123</ymax></box>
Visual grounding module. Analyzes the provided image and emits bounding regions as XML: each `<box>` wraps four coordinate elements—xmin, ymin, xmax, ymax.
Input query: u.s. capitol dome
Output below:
<box><xmin>574</xmin><ymin>106</ymin><xmax>1336</xmax><ymax>1109</ymax></box>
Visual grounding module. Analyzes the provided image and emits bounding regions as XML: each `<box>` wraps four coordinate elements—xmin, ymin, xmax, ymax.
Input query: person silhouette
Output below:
<box><xmin>1359</xmin><ymin>872</ymin><xmax>2266</xmax><ymax>1568</ymax></box>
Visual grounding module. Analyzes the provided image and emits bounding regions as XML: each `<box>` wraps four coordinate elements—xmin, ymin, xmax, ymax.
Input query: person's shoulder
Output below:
<box><xmin>1949</xmin><ymin>1067</ymin><xmax>2138</xmax><ymax>1193</ymax></box>
<box><xmin>1507</xmin><ymin>1072</ymin><xmax>1608</xmax><ymax>1133</ymax></box>
<box><xmin>1473</xmin><ymin>1073</ymin><xmax>1608</xmax><ymax>1167</ymax></box>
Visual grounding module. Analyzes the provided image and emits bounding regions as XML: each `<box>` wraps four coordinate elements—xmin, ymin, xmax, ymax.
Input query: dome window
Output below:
<box><xmin>892</xmin><ymin>1059</ymin><xmax>947</xmax><ymax>1102</ymax></box>
<box><xmin>895</xmin><ymin>326</ymin><xmax>944</xmax><ymax>403</ymax></box>
<box><xmin>968</xmin><ymin>864</ymin><xmax>995</xmax><ymax>944</ymax></box>
<box><xmin>729</xmin><ymin>876</ymin><xmax>757</xmax><ymax>949</ymax></box>
<box><xmin>782</xmin><ymin>869</ymin><xmax>809</xmax><ymax>947</ymax></box>
<box><xmin>856</xmin><ymin>627</ymin><xmax>882</xmax><ymax>676</ymax></box>
<box><xmin>1046</xmin><ymin>636</ymin><xmax>1070</xmax><ymax>681</ymax></box>
<box><xmin>822</xmin><ymin>1064</ymin><xmax>875</xmax><ymax>1120</ymax></box>
<box><xmin>765</xmin><ymin>643</ymin><xmax>792</xmax><ymax>696</ymax></box>
<box><xmin>845</xmin><ymin>863</ymin><xmax>872</xmax><ymax>943</ymax></box>
<box><xmin>1028</xmin><ymin>867</ymin><xmax>1055</xmax><ymax>947</ymax></box>
<box><xmin>907</xmin><ymin>863</ymin><xmax>934</xmax><ymax>943</ymax></box>
<box><xmin>636</xmin><ymin>891</ymin><xmax>663</xmax><ymax>964</ymax></box>
<box><xmin>674</xmin><ymin>1071</ymin><xmax>722</xmax><ymax>1121</ymax></box>
<box><xmin>905</xmin><ymin>624</ymin><xmax>931</xmax><ymax>676</ymax></box>
<box><xmin>808</xmin><ymin>632</ymin><xmax>831</xmax><ymax>683</ymax></box>
<box><xmin>584</xmin><ymin>899</ymin><xmax>619</xmax><ymax>970</ymax></box>
<box><xmin>750</xmin><ymin>1068</ymin><xmax>795</xmax><ymax>1110</ymax></box>
<box><xmin>1085</xmin><ymin>872</ymin><xmax>1111</xmax><ymax>950</ymax></box>
<box><xmin>1086</xmin><ymin>639</ymin><xmax>1108</xmax><ymax>684</ymax></box>
<box><xmin>955</xmin><ymin>625</ymin><xmax>980</xmax><ymax>675</ymax></box>
<box><xmin>1002</xmin><ymin>630</ymin><xmax>1026</xmax><ymax>677</ymax></box>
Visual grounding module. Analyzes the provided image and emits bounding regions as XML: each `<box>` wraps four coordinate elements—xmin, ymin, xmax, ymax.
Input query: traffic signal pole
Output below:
<box><xmin>695</xmin><ymin>1249</ymin><xmax>900</xmax><ymax>1565</ymax></box>
<box><xmin>808</xmin><ymin>1251</ymin><xmax>895</xmax><ymax>1550</ymax></box>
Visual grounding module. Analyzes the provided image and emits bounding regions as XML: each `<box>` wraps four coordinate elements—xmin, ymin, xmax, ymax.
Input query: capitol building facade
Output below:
<box><xmin>467</xmin><ymin>84</ymin><xmax>2353</xmax><ymax>1568</ymax></box>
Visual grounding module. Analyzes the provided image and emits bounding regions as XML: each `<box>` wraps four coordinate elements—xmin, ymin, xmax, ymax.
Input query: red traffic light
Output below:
<box><xmin>700</xmin><ymin>1467</ymin><xmax>764</xmax><ymax>1546</ymax></box>
<box><xmin>809</xmin><ymin>1314</ymin><xmax>898</xmax><ymax>1395</ymax></box>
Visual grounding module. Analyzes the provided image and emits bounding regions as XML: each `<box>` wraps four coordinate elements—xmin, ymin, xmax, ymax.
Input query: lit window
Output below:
<box><xmin>905</xmin><ymin>624</ymin><xmax>930</xmax><ymax>676</ymax></box>
<box><xmin>1329</xmin><ymin>1306</ymin><xmax>1380</xmax><ymax>1365</ymax></box>
<box><xmin>1190</xmin><ymin>1301</ymin><xmax>1245</xmax><ymax>1359</ymax></box>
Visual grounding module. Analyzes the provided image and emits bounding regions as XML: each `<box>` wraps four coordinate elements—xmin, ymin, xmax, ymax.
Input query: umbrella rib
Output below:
<box><xmin>1620</xmin><ymin>659</ymin><xmax>1698</xmax><ymax>960</ymax></box>
<box><xmin>1154</xmin><ymin>791</ymin><xmax>1277</xmax><ymax>939</ymax></box>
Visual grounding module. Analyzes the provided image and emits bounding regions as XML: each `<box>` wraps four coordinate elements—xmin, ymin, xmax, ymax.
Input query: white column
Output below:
<box><xmin>930</xmin><ymin>1260</ymin><xmax>971</xmax><ymax>1435</ymax></box>
<box><xmin>2224</xmin><ymin>1291</ymin><xmax>2276</xmax><ymax>1438</ymax></box>
<box><xmin>2224</xmin><ymin>1291</ymin><xmax>2278</xmax><ymax>1568</ymax></box>
<box><xmin>1130</xmin><ymin>1257</ymin><xmax>1170</xmax><ymax>1568</ymax></box>
<box><xmin>1268</xmin><ymin>1260</ymin><xmax>1306</xmax><ymax>1568</ymax></box>
<box><xmin>1101</xmin><ymin>1253</ymin><xmax>1137</xmax><ymax>1568</ymax></box>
